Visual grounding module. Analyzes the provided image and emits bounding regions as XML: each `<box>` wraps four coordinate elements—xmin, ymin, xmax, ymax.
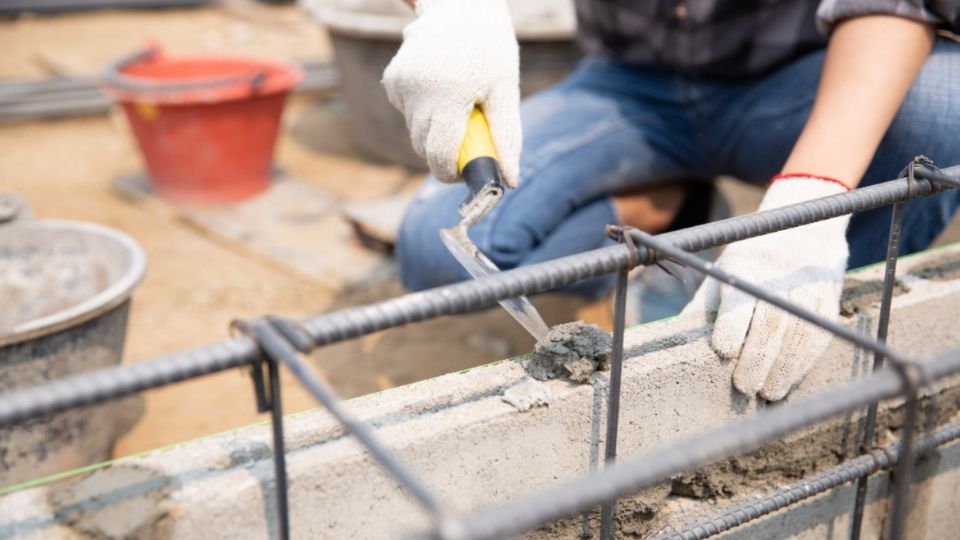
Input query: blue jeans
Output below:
<box><xmin>398</xmin><ymin>38</ymin><xmax>960</xmax><ymax>298</ymax></box>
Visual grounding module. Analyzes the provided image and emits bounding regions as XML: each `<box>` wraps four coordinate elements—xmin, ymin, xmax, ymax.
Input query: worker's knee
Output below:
<box><xmin>396</xmin><ymin>179</ymin><xmax>472</xmax><ymax>291</ymax></box>
<box><xmin>397</xmin><ymin>178</ymin><xmax>543</xmax><ymax>291</ymax></box>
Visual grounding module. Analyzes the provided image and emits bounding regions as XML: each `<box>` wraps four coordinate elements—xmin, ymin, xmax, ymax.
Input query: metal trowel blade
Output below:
<box><xmin>440</xmin><ymin>227</ymin><xmax>550</xmax><ymax>341</ymax></box>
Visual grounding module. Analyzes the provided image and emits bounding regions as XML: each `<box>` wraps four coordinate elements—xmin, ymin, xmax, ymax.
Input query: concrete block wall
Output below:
<box><xmin>3</xmin><ymin>245</ymin><xmax>960</xmax><ymax>539</ymax></box>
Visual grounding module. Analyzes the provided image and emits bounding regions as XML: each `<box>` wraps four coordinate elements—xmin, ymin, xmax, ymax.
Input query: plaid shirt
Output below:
<box><xmin>575</xmin><ymin>0</ymin><xmax>960</xmax><ymax>79</ymax></box>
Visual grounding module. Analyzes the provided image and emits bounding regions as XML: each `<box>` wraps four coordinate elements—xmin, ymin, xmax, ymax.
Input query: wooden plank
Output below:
<box><xmin>342</xmin><ymin>191</ymin><xmax>414</xmax><ymax>250</ymax></box>
<box><xmin>114</xmin><ymin>173</ymin><xmax>390</xmax><ymax>291</ymax></box>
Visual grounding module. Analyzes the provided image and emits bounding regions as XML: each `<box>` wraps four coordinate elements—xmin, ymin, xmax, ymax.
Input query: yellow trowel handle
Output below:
<box><xmin>457</xmin><ymin>107</ymin><xmax>503</xmax><ymax>204</ymax></box>
<box><xmin>457</xmin><ymin>107</ymin><xmax>499</xmax><ymax>172</ymax></box>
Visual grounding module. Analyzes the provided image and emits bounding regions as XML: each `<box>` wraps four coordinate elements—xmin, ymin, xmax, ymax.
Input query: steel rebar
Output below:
<box><xmin>599</xmin><ymin>266</ymin><xmax>631</xmax><ymax>540</ymax></box>
<box><xmin>652</xmin><ymin>166</ymin><xmax>948</xmax><ymax>265</ymax></box>
<box><xmin>0</xmin><ymin>168</ymin><xmax>957</xmax><ymax>427</ymax></box>
<box><xmin>267</xmin><ymin>357</ymin><xmax>291</xmax><ymax>540</ymax></box>
<box><xmin>437</xmin><ymin>219</ymin><xmax>947</xmax><ymax>540</ymax></box>
<box><xmin>249</xmin><ymin>320</ymin><xmax>450</xmax><ymax>522</ymax></box>
<box><xmin>632</xmin><ymin>228</ymin><xmax>933</xmax><ymax>540</ymax></box>
<box><xmin>626</xmin><ymin>228</ymin><xmax>929</xmax><ymax>540</ymax></box>
<box><xmin>0</xmin><ymin>164</ymin><xmax>956</xmax><ymax>540</ymax></box>
<box><xmin>850</xmin><ymin>200</ymin><xmax>906</xmax><ymax>539</ymax></box>
<box><xmin>652</xmin><ymin>417</ymin><xmax>960</xmax><ymax>540</ymax></box>
<box><xmin>438</xmin><ymin>346</ymin><xmax>960</xmax><ymax>540</ymax></box>
<box><xmin>628</xmin><ymin>230</ymin><xmax>916</xmax><ymax>368</ymax></box>
<box><xmin>0</xmin><ymin>0</ymin><xmax>210</xmax><ymax>15</ymax></box>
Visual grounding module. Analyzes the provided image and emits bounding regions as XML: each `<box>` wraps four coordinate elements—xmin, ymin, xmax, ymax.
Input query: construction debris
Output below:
<box><xmin>501</xmin><ymin>379</ymin><xmax>552</xmax><ymax>412</ymax></box>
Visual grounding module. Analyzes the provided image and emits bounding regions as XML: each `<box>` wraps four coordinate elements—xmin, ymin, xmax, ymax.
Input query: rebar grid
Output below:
<box><xmin>2</xmin><ymin>166</ymin><xmax>956</xmax><ymax>427</ymax></box>
<box><xmin>651</xmin><ymin>417</ymin><xmax>960</xmax><ymax>540</ymax></box>
<box><xmin>1</xmin><ymin>161</ymin><xmax>959</xmax><ymax>540</ymax></box>
<box><xmin>428</xmin><ymin>346</ymin><xmax>960</xmax><ymax>540</ymax></box>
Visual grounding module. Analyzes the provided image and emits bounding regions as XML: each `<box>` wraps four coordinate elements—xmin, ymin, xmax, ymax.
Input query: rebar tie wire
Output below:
<box><xmin>0</xmin><ymin>160</ymin><xmax>959</xmax><ymax>540</ymax></box>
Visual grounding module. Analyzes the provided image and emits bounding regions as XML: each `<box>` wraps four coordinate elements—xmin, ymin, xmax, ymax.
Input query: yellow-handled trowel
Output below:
<box><xmin>439</xmin><ymin>107</ymin><xmax>551</xmax><ymax>341</ymax></box>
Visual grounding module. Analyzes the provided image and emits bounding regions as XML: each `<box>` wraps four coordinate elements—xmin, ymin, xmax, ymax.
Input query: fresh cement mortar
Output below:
<box><xmin>4</xmin><ymin>246</ymin><xmax>960</xmax><ymax>539</ymax></box>
<box><xmin>525</xmin><ymin>322</ymin><xmax>612</xmax><ymax>383</ymax></box>
<box><xmin>505</xmin><ymin>322</ymin><xmax>610</xmax><ymax>412</ymax></box>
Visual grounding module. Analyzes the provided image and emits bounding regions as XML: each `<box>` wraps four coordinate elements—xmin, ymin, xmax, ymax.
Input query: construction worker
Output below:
<box><xmin>383</xmin><ymin>0</ymin><xmax>960</xmax><ymax>400</ymax></box>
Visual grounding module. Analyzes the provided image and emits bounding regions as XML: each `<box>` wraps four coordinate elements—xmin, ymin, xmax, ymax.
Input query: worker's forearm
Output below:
<box><xmin>782</xmin><ymin>16</ymin><xmax>935</xmax><ymax>188</ymax></box>
<box><xmin>403</xmin><ymin>0</ymin><xmax>415</xmax><ymax>7</ymax></box>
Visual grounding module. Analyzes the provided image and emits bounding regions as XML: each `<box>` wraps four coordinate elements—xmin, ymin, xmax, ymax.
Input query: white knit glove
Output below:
<box><xmin>382</xmin><ymin>0</ymin><xmax>522</xmax><ymax>187</ymax></box>
<box><xmin>683</xmin><ymin>175</ymin><xmax>852</xmax><ymax>401</ymax></box>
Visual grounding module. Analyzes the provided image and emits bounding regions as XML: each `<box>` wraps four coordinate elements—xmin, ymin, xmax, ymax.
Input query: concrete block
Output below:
<box><xmin>3</xmin><ymin>245</ymin><xmax>960</xmax><ymax>539</ymax></box>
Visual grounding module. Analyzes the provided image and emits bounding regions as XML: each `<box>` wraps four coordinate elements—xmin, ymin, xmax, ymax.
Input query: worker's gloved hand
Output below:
<box><xmin>382</xmin><ymin>0</ymin><xmax>522</xmax><ymax>187</ymax></box>
<box><xmin>683</xmin><ymin>174</ymin><xmax>852</xmax><ymax>401</ymax></box>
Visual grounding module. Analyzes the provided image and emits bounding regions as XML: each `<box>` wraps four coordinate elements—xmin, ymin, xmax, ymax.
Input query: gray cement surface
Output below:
<box><xmin>3</xmin><ymin>245</ymin><xmax>960</xmax><ymax>539</ymax></box>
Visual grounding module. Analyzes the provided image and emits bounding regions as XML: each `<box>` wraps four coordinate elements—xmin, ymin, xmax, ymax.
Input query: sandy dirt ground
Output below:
<box><xmin>0</xmin><ymin>1</ymin><xmax>330</xmax><ymax>77</ymax></box>
<box><xmin>1</xmin><ymin>3</ymin><xmax>610</xmax><ymax>460</ymax></box>
<box><xmin>3</xmin><ymin>3</ymin><xmax>959</xmax><ymax>468</ymax></box>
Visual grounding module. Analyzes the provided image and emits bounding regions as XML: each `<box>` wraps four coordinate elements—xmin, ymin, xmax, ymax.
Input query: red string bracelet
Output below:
<box><xmin>769</xmin><ymin>173</ymin><xmax>851</xmax><ymax>191</ymax></box>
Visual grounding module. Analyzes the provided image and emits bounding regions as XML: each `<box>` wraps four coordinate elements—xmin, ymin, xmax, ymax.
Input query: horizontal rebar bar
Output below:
<box><xmin>302</xmin><ymin>165</ymin><xmax>957</xmax><ymax>346</ymax></box>
<box><xmin>629</xmin><ymin>229</ymin><xmax>914</xmax><ymax>368</ymax></box>
<box><xmin>438</xmin><ymin>346</ymin><xmax>960</xmax><ymax>540</ymax></box>
<box><xmin>649</xmin><ymin>417</ymin><xmax>960</xmax><ymax>540</ymax></box>
<box><xmin>653</xmin><ymin>168</ymin><xmax>948</xmax><ymax>265</ymax></box>
<box><xmin>916</xmin><ymin>167</ymin><xmax>960</xmax><ymax>189</ymax></box>
<box><xmin>0</xmin><ymin>166</ymin><xmax>957</xmax><ymax>427</ymax></box>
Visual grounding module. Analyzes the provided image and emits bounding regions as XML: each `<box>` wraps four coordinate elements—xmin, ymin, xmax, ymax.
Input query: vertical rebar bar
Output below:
<box><xmin>850</xmin><ymin>201</ymin><xmax>905</xmax><ymax>539</ymax></box>
<box><xmin>887</xmin><ymin>397</ymin><xmax>921</xmax><ymax>540</ymax></box>
<box><xmin>629</xmin><ymin>227</ymin><xmax>935</xmax><ymax>539</ymax></box>
<box><xmin>627</xmin><ymin>226</ymin><xmax>928</xmax><ymax>540</ymax></box>
<box><xmin>250</xmin><ymin>319</ymin><xmax>449</xmax><ymax>520</ymax></box>
<box><xmin>599</xmin><ymin>267</ymin><xmax>630</xmax><ymax>540</ymax></box>
<box><xmin>268</xmin><ymin>360</ymin><xmax>291</xmax><ymax>540</ymax></box>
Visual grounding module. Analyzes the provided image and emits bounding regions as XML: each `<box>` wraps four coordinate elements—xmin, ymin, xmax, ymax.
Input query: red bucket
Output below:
<box><xmin>102</xmin><ymin>46</ymin><xmax>303</xmax><ymax>203</ymax></box>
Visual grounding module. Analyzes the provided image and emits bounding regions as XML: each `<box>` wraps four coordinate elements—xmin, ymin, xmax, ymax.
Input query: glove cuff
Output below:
<box><xmin>769</xmin><ymin>173</ymin><xmax>851</xmax><ymax>192</ymax></box>
<box><xmin>416</xmin><ymin>0</ymin><xmax>507</xmax><ymax>16</ymax></box>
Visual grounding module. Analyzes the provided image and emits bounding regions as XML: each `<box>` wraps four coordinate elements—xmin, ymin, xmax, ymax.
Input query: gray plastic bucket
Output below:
<box><xmin>0</xmin><ymin>204</ymin><xmax>146</xmax><ymax>487</ymax></box>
